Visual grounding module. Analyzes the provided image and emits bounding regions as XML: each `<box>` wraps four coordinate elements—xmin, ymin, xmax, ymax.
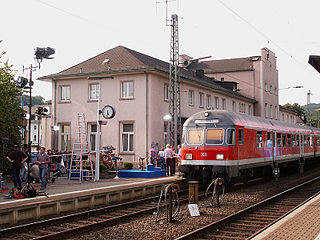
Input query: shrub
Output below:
<box><xmin>124</xmin><ymin>162</ymin><xmax>133</xmax><ymax>170</ymax></box>
<box><xmin>100</xmin><ymin>164</ymin><xmax>108</xmax><ymax>173</ymax></box>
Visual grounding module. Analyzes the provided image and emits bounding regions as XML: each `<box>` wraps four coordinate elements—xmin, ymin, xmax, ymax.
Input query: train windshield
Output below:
<box><xmin>187</xmin><ymin>129</ymin><xmax>204</xmax><ymax>145</ymax></box>
<box><xmin>206</xmin><ymin>129</ymin><xmax>224</xmax><ymax>144</ymax></box>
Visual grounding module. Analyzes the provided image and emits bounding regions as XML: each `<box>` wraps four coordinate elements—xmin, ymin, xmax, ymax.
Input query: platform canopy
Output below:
<box><xmin>308</xmin><ymin>55</ymin><xmax>320</xmax><ymax>73</ymax></box>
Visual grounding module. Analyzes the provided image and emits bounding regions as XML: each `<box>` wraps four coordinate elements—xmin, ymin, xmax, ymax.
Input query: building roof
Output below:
<box><xmin>186</xmin><ymin>56</ymin><xmax>259</xmax><ymax>73</ymax></box>
<box><xmin>38</xmin><ymin>46</ymin><xmax>256</xmax><ymax>103</ymax></box>
<box><xmin>308</xmin><ymin>55</ymin><xmax>320</xmax><ymax>74</ymax></box>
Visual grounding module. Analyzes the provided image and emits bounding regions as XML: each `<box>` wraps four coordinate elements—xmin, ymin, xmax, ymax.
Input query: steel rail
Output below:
<box><xmin>175</xmin><ymin>175</ymin><xmax>320</xmax><ymax>240</ymax></box>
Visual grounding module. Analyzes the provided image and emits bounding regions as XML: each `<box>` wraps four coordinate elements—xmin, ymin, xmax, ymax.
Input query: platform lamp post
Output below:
<box><xmin>163</xmin><ymin>114</ymin><xmax>172</xmax><ymax>146</ymax></box>
<box><xmin>17</xmin><ymin>47</ymin><xmax>55</xmax><ymax>184</ymax></box>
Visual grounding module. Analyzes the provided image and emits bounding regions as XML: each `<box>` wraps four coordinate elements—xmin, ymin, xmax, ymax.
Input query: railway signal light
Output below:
<box><xmin>34</xmin><ymin>47</ymin><xmax>55</xmax><ymax>60</ymax></box>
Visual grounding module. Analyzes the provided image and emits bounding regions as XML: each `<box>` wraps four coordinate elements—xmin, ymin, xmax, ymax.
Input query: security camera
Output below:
<box><xmin>102</xmin><ymin>59</ymin><xmax>110</xmax><ymax>65</ymax></box>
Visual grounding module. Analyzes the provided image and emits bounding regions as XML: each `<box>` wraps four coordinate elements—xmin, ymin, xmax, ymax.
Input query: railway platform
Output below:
<box><xmin>0</xmin><ymin>175</ymin><xmax>185</xmax><ymax>225</ymax></box>
<box><xmin>252</xmin><ymin>192</ymin><xmax>320</xmax><ymax>240</ymax></box>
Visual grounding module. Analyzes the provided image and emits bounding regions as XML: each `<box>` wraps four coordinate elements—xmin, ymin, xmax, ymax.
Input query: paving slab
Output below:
<box><xmin>252</xmin><ymin>192</ymin><xmax>320</xmax><ymax>240</ymax></box>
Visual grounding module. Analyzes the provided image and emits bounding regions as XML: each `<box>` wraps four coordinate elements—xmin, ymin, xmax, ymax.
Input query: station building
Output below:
<box><xmin>39</xmin><ymin>46</ymin><xmax>297</xmax><ymax>163</ymax></box>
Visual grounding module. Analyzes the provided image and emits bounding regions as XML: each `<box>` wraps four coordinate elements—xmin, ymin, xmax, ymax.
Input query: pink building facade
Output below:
<box><xmin>39</xmin><ymin>46</ymin><xmax>257</xmax><ymax>162</ymax></box>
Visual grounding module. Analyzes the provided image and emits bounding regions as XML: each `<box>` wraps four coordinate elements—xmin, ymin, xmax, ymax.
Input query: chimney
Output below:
<box><xmin>195</xmin><ymin>69</ymin><xmax>204</xmax><ymax>79</ymax></box>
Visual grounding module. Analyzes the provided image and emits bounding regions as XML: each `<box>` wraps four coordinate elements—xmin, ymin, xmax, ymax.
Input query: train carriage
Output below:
<box><xmin>179</xmin><ymin>110</ymin><xmax>320</xmax><ymax>183</ymax></box>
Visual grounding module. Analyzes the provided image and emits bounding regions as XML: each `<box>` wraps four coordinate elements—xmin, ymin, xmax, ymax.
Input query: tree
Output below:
<box><xmin>22</xmin><ymin>94</ymin><xmax>45</xmax><ymax>106</ymax></box>
<box><xmin>283</xmin><ymin>103</ymin><xmax>307</xmax><ymax>123</ymax></box>
<box><xmin>0</xmin><ymin>41</ymin><xmax>24</xmax><ymax>175</ymax></box>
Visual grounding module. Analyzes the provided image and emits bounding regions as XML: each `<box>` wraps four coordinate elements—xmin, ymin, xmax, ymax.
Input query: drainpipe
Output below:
<box><xmin>145</xmin><ymin>72</ymin><xmax>149</xmax><ymax>157</ymax></box>
<box><xmin>53</xmin><ymin>79</ymin><xmax>57</xmax><ymax>151</ymax></box>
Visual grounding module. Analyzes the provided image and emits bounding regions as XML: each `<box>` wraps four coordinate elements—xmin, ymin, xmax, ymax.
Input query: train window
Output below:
<box><xmin>317</xmin><ymin>136</ymin><xmax>320</xmax><ymax>146</ymax></box>
<box><xmin>296</xmin><ymin>135</ymin><xmax>300</xmax><ymax>147</ymax></box>
<box><xmin>282</xmin><ymin>134</ymin><xmax>287</xmax><ymax>147</ymax></box>
<box><xmin>187</xmin><ymin>129</ymin><xmax>204</xmax><ymax>145</ymax></box>
<box><xmin>310</xmin><ymin>136</ymin><xmax>313</xmax><ymax>147</ymax></box>
<box><xmin>287</xmin><ymin>134</ymin><xmax>292</xmax><ymax>147</ymax></box>
<box><xmin>292</xmin><ymin>135</ymin><xmax>296</xmax><ymax>147</ymax></box>
<box><xmin>304</xmin><ymin>136</ymin><xmax>308</xmax><ymax>146</ymax></box>
<box><xmin>238</xmin><ymin>129</ymin><xmax>244</xmax><ymax>145</ymax></box>
<box><xmin>206</xmin><ymin>129</ymin><xmax>224</xmax><ymax>144</ymax></box>
<box><xmin>257</xmin><ymin>131</ymin><xmax>263</xmax><ymax>148</ymax></box>
<box><xmin>277</xmin><ymin>133</ymin><xmax>282</xmax><ymax>147</ymax></box>
<box><xmin>226</xmin><ymin>129</ymin><xmax>235</xmax><ymax>145</ymax></box>
<box><xmin>267</xmin><ymin>132</ymin><xmax>272</xmax><ymax>148</ymax></box>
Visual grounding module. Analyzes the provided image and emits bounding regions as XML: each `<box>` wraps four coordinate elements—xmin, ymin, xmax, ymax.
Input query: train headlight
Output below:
<box><xmin>185</xmin><ymin>154</ymin><xmax>193</xmax><ymax>160</ymax></box>
<box><xmin>216</xmin><ymin>154</ymin><xmax>224</xmax><ymax>160</ymax></box>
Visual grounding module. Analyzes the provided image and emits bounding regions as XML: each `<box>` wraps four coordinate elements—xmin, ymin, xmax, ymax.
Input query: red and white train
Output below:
<box><xmin>179</xmin><ymin>110</ymin><xmax>320</xmax><ymax>182</ymax></box>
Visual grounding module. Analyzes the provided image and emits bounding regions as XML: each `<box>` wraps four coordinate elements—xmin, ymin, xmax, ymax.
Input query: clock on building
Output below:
<box><xmin>101</xmin><ymin>105</ymin><xmax>116</xmax><ymax>119</ymax></box>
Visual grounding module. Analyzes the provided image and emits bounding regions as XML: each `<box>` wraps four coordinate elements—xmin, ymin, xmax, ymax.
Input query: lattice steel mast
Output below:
<box><xmin>168</xmin><ymin>14</ymin><xmax>181</xmax><ymax>148</ymax></box>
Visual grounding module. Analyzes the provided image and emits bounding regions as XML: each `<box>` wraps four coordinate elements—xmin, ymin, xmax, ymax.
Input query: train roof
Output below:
<box><xmin>184</xmin><ymin>110</ymin><xmax>320</xmax><ymax>134</ymax></box>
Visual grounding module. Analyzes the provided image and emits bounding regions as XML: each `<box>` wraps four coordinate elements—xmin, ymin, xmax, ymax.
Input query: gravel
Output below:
<box><xmin>73</xmin><ymin>165</ymin><xmax>320</xmax><ymax>240</ymax></box>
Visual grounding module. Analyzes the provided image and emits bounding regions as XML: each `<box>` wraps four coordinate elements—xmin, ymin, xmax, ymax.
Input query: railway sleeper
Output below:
<box><xmin>230</xmin><ymin>222</ymin><xmax>264</xmax><ymax>229</ymax></box>
<box><xmin>209</xmin><ymin>230</ymin><xmax>251</xmax><ymax>237</ymax></box>
<box><xmin>248</xmin><ymin>214</ymin><xmax>280</xmax><ymax>219</ymax></box>
<box><xmin>204</xmin><ymin>234</ymin><xmax>247</xmax><ymax>240</ymax></box>
<box><xmin>238</xmin><ymin>217</ymin><xmax>271</xmax><ymax>223</ymax></box>
<box><xmin>223</xmin><ymin>226</ymin><xmax>259</xmax><ymax>232</ymax></box>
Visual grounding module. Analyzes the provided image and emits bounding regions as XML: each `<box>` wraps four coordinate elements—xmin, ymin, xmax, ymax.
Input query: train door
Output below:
<box><xmin>299</xmin><ymin>135</ymin><xmax>304</xmax><ymax>157</ymax></box>
<box><xmin>272</xmin><ymin>131</ymin><xmax>276</xmax><ymax>162</ymax></box>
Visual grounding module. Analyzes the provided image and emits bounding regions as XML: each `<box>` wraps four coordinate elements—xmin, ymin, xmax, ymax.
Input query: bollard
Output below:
<box><xmin>188</xmin><ymin>181</ymin><xmax>199</xmax><ymax>204</ymax></box>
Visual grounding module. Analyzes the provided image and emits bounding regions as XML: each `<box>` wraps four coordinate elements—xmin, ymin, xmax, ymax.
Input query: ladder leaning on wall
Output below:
<box><xmin>69</xmin><ymin>113</ymin><xmax>95</xmax><ymax>182</ymax></box>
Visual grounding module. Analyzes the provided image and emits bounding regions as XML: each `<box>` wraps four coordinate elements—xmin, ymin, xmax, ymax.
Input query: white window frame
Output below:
<box><xmin>215</xmin><ymin>97</ymin><xmax>219</xmax><ymax>109</ymax></box>
<box><xmin>206</xmin><ymin>94</ymin><xmax>211</xmax><ymax>109</ymax></box>
<box><xmin>275</xmin><ymin>106</ymin><xmax>278</xmax><ymax>119</ymax></box>
<box><xmin>88</xmin><ymin>124</ymin><xmax>98</xmax><ymax>151</ymax></box>
<box><xmin>249</xmin><ymin>105</ymin><xmax>252</xmax><ymax>115</ymax></box>
<box><xmin>121</xmin><ymin>81</ymin><xmax>134</xmax><ymax>99</ymax></box>
<box><xmin>188</xmin><ymin>90</ymin><xmax>194</xmax><ymax>106</ymax></box>
<box><xmin>164</xmin><ymin>83</ymin><xmax>169</xmax><ymax>101</ymax></box>
<box><xmin>232</xmin><ymin>101</ymin><xmax>236</xmax><ymax>112</ymax></box>
<box><xmin>120</xmin><ymin>123</ymin><xmax>134</xmax><ymax>152</ymax></box>
<box><xmin>222</xmin><ymin>99</ymin><xmax>226</xmax><ymax>110</ymax></box>
<box><xmin>59</xmin><ymin>85</ymin><xmax>70</xmax><ymax>102</ymax></box>
<box><xmin>265</xmin><ymin>103</ymin><xmax>268</xmax><ymax>118</ymax></box>
<box><xmin>270</xmin><ymin>104</ymin><xmax>273</xmax><ymax>119</ymax></box>
<box><xmin>59</xmin><ymin>124</ymin><xmax>71</xmax><ymax>152</ymax></box>
<box><xmin>89</xmin><ymin>83</ymin><xmax>100</xmax><ymax>100</ymax></box>
<box><xmin>199</xmin><ymin>92</ymin><xmax>204</xmax><ymax>108</ymax></box>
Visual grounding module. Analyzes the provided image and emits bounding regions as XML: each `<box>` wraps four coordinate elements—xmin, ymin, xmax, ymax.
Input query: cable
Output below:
<box><xmin>216</xmin><ymin>0</ymin><xmax>316</xmax><ymax>77</ymax></box>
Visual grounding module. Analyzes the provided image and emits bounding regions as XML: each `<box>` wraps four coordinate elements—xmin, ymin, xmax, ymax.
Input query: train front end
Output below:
<box><xmin>179</xmin><ymin>110</ymin><xmax>237</xmax><ymax>181</ymax></box>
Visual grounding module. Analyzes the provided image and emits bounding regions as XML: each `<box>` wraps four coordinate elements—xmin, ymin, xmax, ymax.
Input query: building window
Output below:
<box><xmin>270</xmin><ymin>105</ymin><xmax>273</xmax><ymax>119</ymax></box>
<box><xmin>121</xmin><ymin>81</ymin><xmax>134</xmax><ymax>99</ymax></box>
<box><xmin>89</xmin><ymin>83</ymin><xmax>100</xmax><ymax>100</ymax></box>
<box><xmin>33</xmin><ymin>135</ymin><xmax>37</xmax><ymax>142</ymax></box>
<box><xmin>221</xmin><ymin>77</ymin><xmax>224</xmax><ymax>82</ymax></box>
<box><xmin>206</xmin><ymin>95</ymin><xmax>211</xmax><ymax>109</ymax></box>
<box><xmin>275</xmin><ymin>106</ymin><xmax>278</xmax><ymax>119</ymax></box>
<box><xmin>282</xmin><ymin>113</ymin><xmax>284</xmax><ymax>121</ymax></box>
<box><xmin>121</xmin><ymin>123</ymin><xmax>134</xmax><ymax>152</ymax></box>
<box><xmin>34</xmin><ymin>125</ymin><xmax>37</xmax><ymax>130</ymax></box>
<box><xmin>59</xmin><ymin>124</ymin><xmax>71</xmax><ymax>151</ymax></box>
<box><xmin>265</xmin><ymin>83</ymin><xmax>268</xmax><ymax>92</ymax></box>
<box><xmin>188</xmin><ymin>90</ymin><xmax>194</xmax><ymax>106</ymax></box>
<box><xmin>275</xmin><ymin>87</ymin><xmax>278</xmax><ymax>96</ymax></box>
<box><xmin>222</xmin><ymin>99</ymin><xmax>226</xmax><ymax>110</ymax></box>
<box><xmin>248</xmin><ymin>105</ymin><xmax>252</xmax><ymax>115</ymax></box>
<box><xmin>164</xmin><ymin>84</ymin><xmax>169</xmax><ymax>101</ymax></box>
<box><xmin>59</xmin><ymin>85</ymin><xmax>70</xmax><ymax>102</ymax></box>
<box><xmin>199</xmin><ymin>92</ymin><xmax>204</xmax><ymax>108</ymax></box>
<box><xmin>270</xmin><ymin>85</ymin><xmax>272</xmax><ymax>94</ymax></box>
<box><xmin>232</xmin><ymin>101</ymin><xmax>236</xmax><ymax>112</ymax></box>
<box><xmin>88</xmin><ymin>124</ymin><xmax>98</xmax><ymax>151</ymax></box>
<box><xmin>215</xmin><ymin>97</ymin><xmax>219</xmax><ymax>109</ymax></box>
<box><xmin>265</xmin><ymin>103</ymin><xmax>268</xmax><ymax>118</ymax></box>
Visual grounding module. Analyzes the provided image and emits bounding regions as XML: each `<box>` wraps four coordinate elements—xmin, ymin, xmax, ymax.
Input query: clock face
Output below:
<box><xmin>102</xmin><ymin>105</ymin><xmax>116</xmax><ymax>119</ymax></box>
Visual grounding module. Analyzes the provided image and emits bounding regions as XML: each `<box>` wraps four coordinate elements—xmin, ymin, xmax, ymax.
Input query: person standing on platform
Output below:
<box><xmin>20</xmin><ymin>145</ymin><xmax>29</xmax><ymax>182</ymax></box>
<box><xmin>6</xmin><ymin>145</ymin><xmax>28</xmax><ymax>189</ymax></box>
<box><xmin>149</xmin><ymin>145</ymin><xmax>157</xmax><ymax>166</ymax></box>
<box><xmin>164</xmin><ymin>144</ymin><xmax>173</xmax><ymax>176</ymax></box>
<box><xmin>158</xmin><ymin>147</ymin><xmax>165</xmax><ymax>169</ymax></box>
<box><xmin>35</xmin><ymin>147</ymin><xmax>50</xmax><ymax>190</ymax></box>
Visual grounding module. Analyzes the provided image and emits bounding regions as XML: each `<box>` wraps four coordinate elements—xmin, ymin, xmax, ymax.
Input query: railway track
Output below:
<box><xmin>175</xmin><ymin>176</ymin><xmax>320</xmax><ymax>240</ymax></box>
<box><xmin>0</xmin><ymin>187</ymin><xmax>192</xmax><ymax>240</ymax></box>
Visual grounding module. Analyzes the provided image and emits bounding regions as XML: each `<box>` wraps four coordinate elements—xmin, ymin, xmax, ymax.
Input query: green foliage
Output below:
<box><xmin>0</xmin><ymin>41</ymin><xmax>23</xmax><ymax>176</ymax></box>
<box><xmin>283</xmin><ymin>103</ymin><xmax>306</xmax><ymax>123</ymax></box>
<box><xmin>124</xmin><ymin>162</ymin><xmax>133</xmax><ymax>170</ymax></box>
<box><xmin>22</xmin><ymin>94</ymin><xmax>45</xmax><ymax>106</ymax></box>
<box><xmin>100</xmin><ymin>164</ymin><xmax>108</xmax><ymax>173</ymax></box>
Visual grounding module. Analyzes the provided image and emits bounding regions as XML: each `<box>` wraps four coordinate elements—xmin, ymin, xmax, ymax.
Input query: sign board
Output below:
<box><xmin>188</xmin><ymin>204</ymin><xmax>200</xmax><ymax>216</ymax></box>
<box><xmin>194</xmin><ymin>119</ymin><xmax>219</xmax><ymax>124</ymax></box>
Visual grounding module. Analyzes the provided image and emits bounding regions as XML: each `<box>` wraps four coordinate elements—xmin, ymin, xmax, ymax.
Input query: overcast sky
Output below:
<box><xmin>1</xmin><ymin>0</ymin><xmax>320</xmax><ymax>105</ymax></box>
